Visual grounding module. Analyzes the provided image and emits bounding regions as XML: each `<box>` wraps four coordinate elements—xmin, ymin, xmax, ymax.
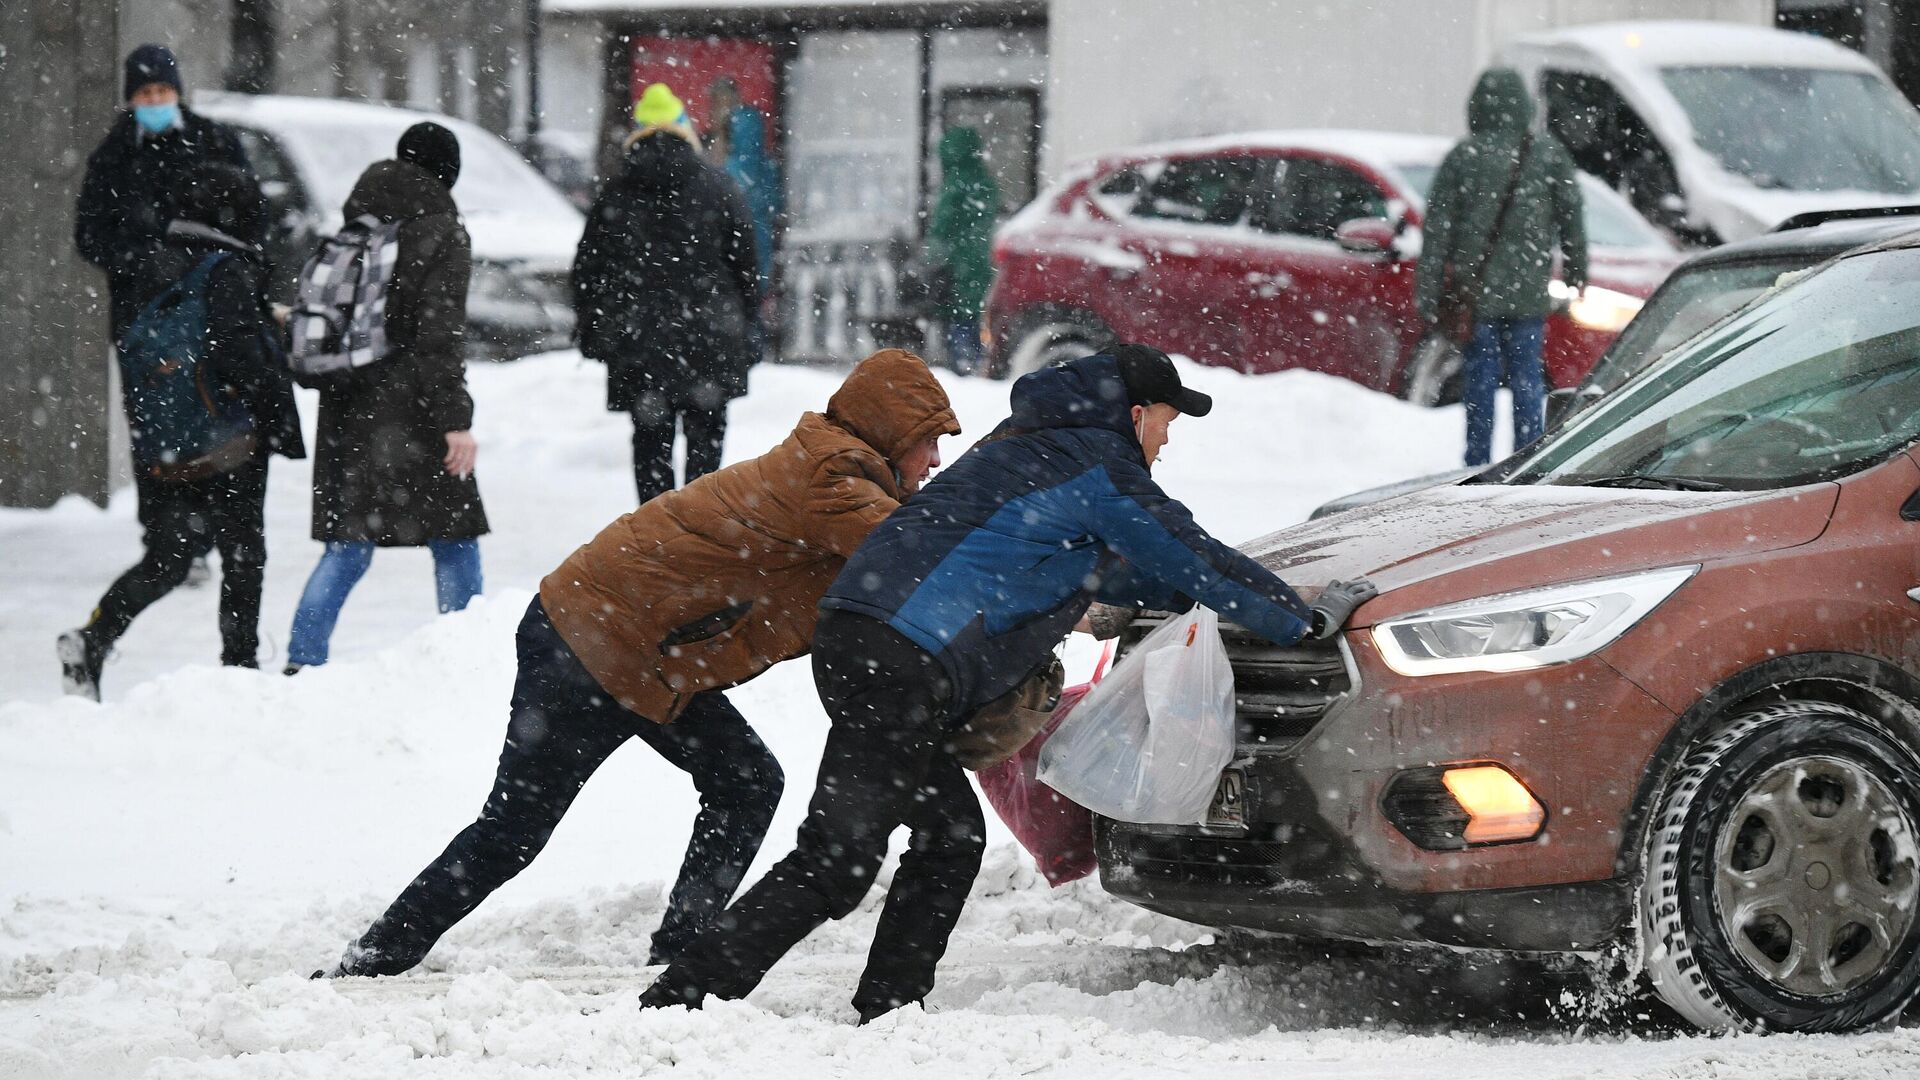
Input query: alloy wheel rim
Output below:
<box><xmin>1713</xmin><ymin>754</ymin><xmax>1920</xmax><ymax>997</ymax></box>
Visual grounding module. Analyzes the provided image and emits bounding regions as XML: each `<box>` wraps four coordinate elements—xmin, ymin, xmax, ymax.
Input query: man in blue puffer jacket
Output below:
<box><xmin>643</xmin><ymin>344</ymin><xmax>1378</xmax><ymax>1022</ymax></box>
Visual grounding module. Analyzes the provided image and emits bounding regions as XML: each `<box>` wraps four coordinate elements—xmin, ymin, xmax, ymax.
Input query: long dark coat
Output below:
<box><xmin>571</xmin><ymin>131</ymin><xmax>761</xmax><ymax>414</ymax></box>
<box><xmin>306</xmin><ymin>159</ymin><xmax>488</xmax><ymax>546</ymax></box>
<box><xmin>74</xmin><ymin>107</ymin><xmax>253</xmax><ymax>341</ymax></box>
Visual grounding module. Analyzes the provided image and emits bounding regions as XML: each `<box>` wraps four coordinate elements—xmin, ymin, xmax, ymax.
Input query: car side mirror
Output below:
<box><xmin>1336</xmin><ymin>216</ymin><xmax>1397</xmax><ymax>257</ymax></box>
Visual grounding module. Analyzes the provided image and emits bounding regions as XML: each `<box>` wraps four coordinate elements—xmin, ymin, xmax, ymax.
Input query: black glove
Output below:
<box><xmin>1308</xmin><ymin>578</ymin><xmax>1379</xmax><ymax>640</ymax></box>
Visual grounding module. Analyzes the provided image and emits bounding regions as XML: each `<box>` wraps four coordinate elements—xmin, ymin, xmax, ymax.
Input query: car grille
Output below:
<box><xmin>1118</xmin><ymin>614</ymin><xmax>1352</xmax><ymax>751</ymax></box>
<box><xmin>1122</xmin><ymin>830</ymin><xmax>1294</xmax><ymax>886</ymax></box>
<box><xmin>1104</xmin><ymin>819</ymin><xmax>1348</xmax><ymax>887</ymax></box>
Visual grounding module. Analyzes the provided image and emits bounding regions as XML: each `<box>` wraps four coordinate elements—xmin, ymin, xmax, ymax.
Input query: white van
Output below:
<box><xmin>1498</xmin><ymin>20</ymin><xmax>1920</xmax><ymax>243</ymax></box>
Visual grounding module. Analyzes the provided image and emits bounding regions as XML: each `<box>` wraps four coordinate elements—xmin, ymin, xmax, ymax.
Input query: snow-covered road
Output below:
<box><xmin>6</xmin><ymin>352</ymin><xmax>1913</xmax><ymax>1077</ymax></box>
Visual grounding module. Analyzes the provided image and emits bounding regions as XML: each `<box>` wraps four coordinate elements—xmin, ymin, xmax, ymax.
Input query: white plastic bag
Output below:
<box><xmin>1036</xmin><ymin>606</ymin><xmax>1236</xmax><ymax>824</ymax></box>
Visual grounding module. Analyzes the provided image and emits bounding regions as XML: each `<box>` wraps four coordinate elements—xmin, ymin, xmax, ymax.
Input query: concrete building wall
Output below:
<box><xmin>1043</xmin><ymin>0</ymin><xmax>1773</xmax><ymax>179</ymax></box>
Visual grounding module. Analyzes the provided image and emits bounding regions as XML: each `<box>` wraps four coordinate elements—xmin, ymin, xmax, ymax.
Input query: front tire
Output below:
<box><xmin>1640</xmin><ymin>702</ymin><xmax>1920</xmax><ymax>1032</ymax></box>
<box><xmin>1400</xmin><ymin>333</ymin><xmax>1464</xmax><ymax>407</ymax></box>
<box><xmin>993</xmin><ymin>310</ymin><xmax>1112</xmax><ymax>381</ymax></box>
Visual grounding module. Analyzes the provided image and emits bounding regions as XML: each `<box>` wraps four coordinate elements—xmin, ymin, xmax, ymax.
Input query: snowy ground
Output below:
<box><xmin>6</xmin><ymin>353</ymin><xmax>1913</xmax><ymax>1077</ymax></box>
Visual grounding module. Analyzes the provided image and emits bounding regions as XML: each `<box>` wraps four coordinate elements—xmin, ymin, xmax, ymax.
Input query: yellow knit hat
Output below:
<box><xmin>633</xmin><ymin>83</ymin><xmax>687</xmax><ymax>127</ymax></box>
<box><xmin>629</xmin><ymin>82</ymin><xmax>700</xmax><ymax>150</ymax></box>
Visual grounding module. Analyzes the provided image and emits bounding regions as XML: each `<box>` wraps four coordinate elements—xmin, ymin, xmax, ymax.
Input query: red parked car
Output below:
<box><xmin>982</xmin><ymin>130</ymin><xmax>1679</xmax><ymax>400</ymax></box>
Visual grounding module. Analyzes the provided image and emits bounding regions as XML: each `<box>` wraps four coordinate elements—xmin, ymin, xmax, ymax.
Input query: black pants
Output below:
<box><xmin>647</xmin><ymin>609</ymin><xmax>983</xmax><ymax>1020</ymax></box>
<box><xmin>347</xmin><ymin>597</ymin><xmax>783</xmax><ymax>973</ymax></box>
<box><xmin>631</xmin><ymin>399</ymin><xmax>727</xmax><ymax>505</ymax></box>
<box><xmin>89</xmin><ymin>456</ymin><xmax>267</xmax><ymax>666</ymax></box>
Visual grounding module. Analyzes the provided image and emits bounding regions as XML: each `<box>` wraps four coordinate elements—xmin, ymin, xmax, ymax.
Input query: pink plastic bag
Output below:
<box><xmin>977</xmin><ymin>645</ymin><xmax>1110</xmax><ymax>887</ymax></box>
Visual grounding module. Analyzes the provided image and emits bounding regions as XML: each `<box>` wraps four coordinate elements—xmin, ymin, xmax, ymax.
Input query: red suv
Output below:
<box><xmin>1098</xmin><ymin>233</ymin><xmax>1920</xmax><ymax>1032</ymax></box>
<box><xmin>984</xmin><ymin>131</ymin><xmax>1678</xmax><ymax>399</ymax></box>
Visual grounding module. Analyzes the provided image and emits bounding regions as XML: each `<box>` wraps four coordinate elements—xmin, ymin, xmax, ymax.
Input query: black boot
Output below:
<box><xmin>638</xmin><ymin>970</ymin><xmax>705</xmax><ymax>1011</ymax></box>
<box><xmin>314</xmin><ymin>939</ymin><xmax>407</xmax><ymax>979</ymax></box>
<box><xmin>57</xmin><ymin>629</ymin><xmax>105</xmax><ymax>701</ymax></box>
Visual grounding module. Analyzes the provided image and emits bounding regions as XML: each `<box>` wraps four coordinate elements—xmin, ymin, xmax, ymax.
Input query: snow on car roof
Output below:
<box><xmin>198</xmin><ymin>91</ymin><xmax>468</xmax><ymax>136</ymax></box>
<box><xmin>1510</xmin><ymin>20</ymin><xmax>1877</xmax><ymax>73</ymax></box>
<box><xmin>545</xmin><ymin>0</ymin><xmax>923</xmax><ymax>10</ymax></box>
<box><xmin>196</xmin><ymin>93</ymin><xmax>583</xmax><ymax>264</ymax></box>
<box><xmin>1088</xmin><ymin>128</ymin><xmax>1451</xmax><ymax>172</ymax></box>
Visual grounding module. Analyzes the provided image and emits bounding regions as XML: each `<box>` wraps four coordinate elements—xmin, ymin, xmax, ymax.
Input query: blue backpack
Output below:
<box><xmin>118</xmin><ymin>253</ymin><xmax>257</xmax><ymax>481</ymax></box>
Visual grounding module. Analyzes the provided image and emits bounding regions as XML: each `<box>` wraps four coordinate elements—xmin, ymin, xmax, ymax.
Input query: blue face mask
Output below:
<box><xmin>133</xmin><ymin>102</ymin><xmax>180</xmax><ymax>135</ymax></box>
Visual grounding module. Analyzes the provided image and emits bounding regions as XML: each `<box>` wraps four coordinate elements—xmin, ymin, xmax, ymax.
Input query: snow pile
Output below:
<box><xmin>14</xmin><ymin>350</ymin><xmax>1784</xmax><ymax>1078</ymax></box>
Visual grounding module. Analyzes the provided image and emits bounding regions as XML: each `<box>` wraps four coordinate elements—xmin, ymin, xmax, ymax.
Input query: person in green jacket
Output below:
<box><xmin>1415</xmin><ymin>68</ymin><xmax>1587</xmax><ymax>467</ymax></box>
<box><xmin>926</xmin><ymin>126</ymin><xmax>1000</xmax><ymax>375</ymax></box>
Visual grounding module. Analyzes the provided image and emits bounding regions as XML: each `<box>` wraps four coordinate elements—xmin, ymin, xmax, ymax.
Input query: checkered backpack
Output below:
<box><xmin>288</xmin><ymin>214</ymin><xmax>404</xmax><ymax>377</ymax></box>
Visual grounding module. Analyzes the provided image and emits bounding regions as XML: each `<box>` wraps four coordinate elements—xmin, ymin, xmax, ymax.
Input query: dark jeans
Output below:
<box><xmin>346</xmin><ymin>597</ymin><xmax>783</xmax><ymax>973</ymax></box>
<box><xmin>89</xmin><ymin>456</ymin><xmax>267</xmax><ymax>666</ymax></box>
<box><xmin>946</xmin><ymin>318</ymin><xmax>982</xmax><ymax>376</ymax></box>
<box><xmin>1462</xmin><ymin>316</ymin><xmax>1547</xmax><ymax>467</ymax></box>
<box><xmin>632</xmin><ymin>398</ymin><xmax>727</xmax><ymax>505</ymax></box>
<box><xmin>645</xmin><ymin>609</ymin><xmax>982</xmax><ymax>1020</ymax></box>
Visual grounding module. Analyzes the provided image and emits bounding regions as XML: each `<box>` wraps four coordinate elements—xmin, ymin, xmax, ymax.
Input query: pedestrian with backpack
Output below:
<box><xmin>1414</xmin><ymin>68</ymin><xmax>1587</xmax><ymax>467</ymax></box>
<box><xmin>75</xmin><ymin>44</ymin><xmax>255</xmax><ymax>592</ymax></box>
<box><xmin>572</xmin><ymin>83</ymin><xmax>762</xmax><ymax>505</ymax></box>
<box><xmin>59</xmin><ymin>164</ymin><xmax>305</xmax><ymax>700</ymax></box>
<box><xmin>282</xmin><ymin>122</ymin><xmax>487</xmax><ymax>674</ymax></box>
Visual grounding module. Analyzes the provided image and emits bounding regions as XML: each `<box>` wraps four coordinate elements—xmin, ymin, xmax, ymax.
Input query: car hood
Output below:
<box><xmin>312</xmin><ymin>208</ymin><xmax>582</xmax><ymax>273</ymax></box>
<box><xmin>460</xmin><ymin>210</ymin><xmax>584</xmax><ymax>273</ymax></box>
<box><xmin>1587</xmin><ymin>248</ymin><xmax>1681</xmax><ymax>295</ymax></box>
<box><xmin>1706</xmin><ymin>184</ymin><xmax>1920</xmax><ymax>241</ymax></box>
<box><xmin>1246</xmin><ymin>481</ymin><xmax>1838</xmax><ymax>623</ymax></box>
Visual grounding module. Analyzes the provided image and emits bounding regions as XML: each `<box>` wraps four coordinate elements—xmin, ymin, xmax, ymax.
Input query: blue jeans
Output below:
<box><xmin>947</xmin><ymin>318</ymin><xmax>982</xmax><ymax>376</ymax></box>
<box><xmin>287</xmin><ymin>539</ymin><xmax>482</xmax><ymax>666</ymax></box>
<box><xmin>1463</xmin><ymin>316</ymin><xmax>1547</xmax><ymax>467</ymax></box>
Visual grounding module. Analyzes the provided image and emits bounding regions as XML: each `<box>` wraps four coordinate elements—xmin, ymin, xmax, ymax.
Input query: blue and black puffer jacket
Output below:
<box><xmin>820</xmin><ymin>352</ymin><xmax>1313</xmax><ymax>719</ymax></box>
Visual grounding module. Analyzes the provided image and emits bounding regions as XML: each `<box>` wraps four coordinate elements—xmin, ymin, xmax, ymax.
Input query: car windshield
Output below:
<box><xmin>1397</xmin><ymin>163</ymin><xmax>1661</xmax><ymax>249</ymax></box>
<box><xmin>278</xmin><ymin>120</ymin><xmax>576</xmax><ymax>221</ymax></box>
<box><xmin>1581</xmin><ymin>259</ymin><xmax>1806</xmax><ymax>395</ymax></box>
<box><xmin>1661</xmin><ymin>66</ymin><xmax>1920</xmax><ymax>194</ymax></box>
<box><xmin>1507</xmin><ymin>246</ymin><xmax>1920</xmax><ymax>490</ymax></box>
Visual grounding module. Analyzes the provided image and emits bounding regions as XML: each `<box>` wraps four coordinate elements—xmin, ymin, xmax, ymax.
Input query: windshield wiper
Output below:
<box><xmin>1576</xmin><ymin>474</ymin><xmax>1727</xmax><ymax>492</ymax></box>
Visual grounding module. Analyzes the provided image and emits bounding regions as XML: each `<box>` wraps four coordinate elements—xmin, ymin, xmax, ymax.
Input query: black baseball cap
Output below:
<box><xmin>1111</xmin><ymin>343</ymin><xmax>1212</xmax><ymax>417</ymax></box>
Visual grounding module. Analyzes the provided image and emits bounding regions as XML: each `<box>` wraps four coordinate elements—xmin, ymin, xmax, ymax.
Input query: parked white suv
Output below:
<box><xmin>1498</xmin><ymin>21</ymin><xmax>1920</xmax><ymax>244</ymax></box>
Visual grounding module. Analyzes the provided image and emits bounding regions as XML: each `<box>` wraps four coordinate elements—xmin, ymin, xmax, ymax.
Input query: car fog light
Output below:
<box><xmin>1443</xmin><ymin>765</ymin><xmax>1547</xmax><ymax>844</ymax></box>
<box><xmin>1382</xmin><ymin>763</ymin><xmax>1546</xmax><ymax>850</ymax></box>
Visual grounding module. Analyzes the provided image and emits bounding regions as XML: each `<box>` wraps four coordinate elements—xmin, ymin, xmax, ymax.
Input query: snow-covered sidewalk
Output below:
<box><xmin>7</xmin><ymin>352</ymin><xmax>1910</xmax><ymax>1077</ymax></box>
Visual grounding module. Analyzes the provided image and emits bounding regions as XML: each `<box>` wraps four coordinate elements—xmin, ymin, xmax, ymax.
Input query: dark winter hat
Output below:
<box><xmin>124</xmin><ymin>44</ymin><xmax>183</xmax><ymax>101</ymax></box>
<box><xmin>397</xmin><ymin>121</ymin><xmax>461</xmax><ymax>190</ymax></box>
<box><xmin>1112</xmin><ymin>343</ymin><xmax>1212</xmax><ymax>417</ymax></box>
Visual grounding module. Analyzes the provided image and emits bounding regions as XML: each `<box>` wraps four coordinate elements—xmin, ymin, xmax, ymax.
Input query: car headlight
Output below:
<box><xmin>1371</xmin><ymin>565</ymin><xmax>1696</xmax><ymax>676</ymax></box>
<box><xmin>1550</xmin><ymin>281</ymin><xmax>1644</xmax><ymax>332</ymax></box>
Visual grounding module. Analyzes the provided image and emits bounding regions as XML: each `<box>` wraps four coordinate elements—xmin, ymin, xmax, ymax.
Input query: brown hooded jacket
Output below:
<box><xmin>539</xmin><ymin>349</ymin><xmax>960</xmax><ymax>721</ymax></box>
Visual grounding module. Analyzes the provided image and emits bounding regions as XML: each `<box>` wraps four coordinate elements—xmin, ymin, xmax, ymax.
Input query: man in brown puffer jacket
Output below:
<box><xmin>320</xmin><ymin>349</ymin><xmax>960</xmax><ymax>978</ymax></box>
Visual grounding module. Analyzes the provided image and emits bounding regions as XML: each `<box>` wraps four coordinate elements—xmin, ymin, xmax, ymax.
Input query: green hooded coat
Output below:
<box><xmin>1415</xmin><ymin>69</ymin><xmax>1588</xmax><ymax>323</ymax></box>
<box><xmin>926</xmin><ymin>127</ymin><xmax>1001</xmax><ymax>322</ymax></box>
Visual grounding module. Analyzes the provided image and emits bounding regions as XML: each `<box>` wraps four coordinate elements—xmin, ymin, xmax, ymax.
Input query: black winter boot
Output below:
<box><xmin>638</xmin><ymin>970</ymin><xmax>706</xmax><ymax>1011</ymax></box>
